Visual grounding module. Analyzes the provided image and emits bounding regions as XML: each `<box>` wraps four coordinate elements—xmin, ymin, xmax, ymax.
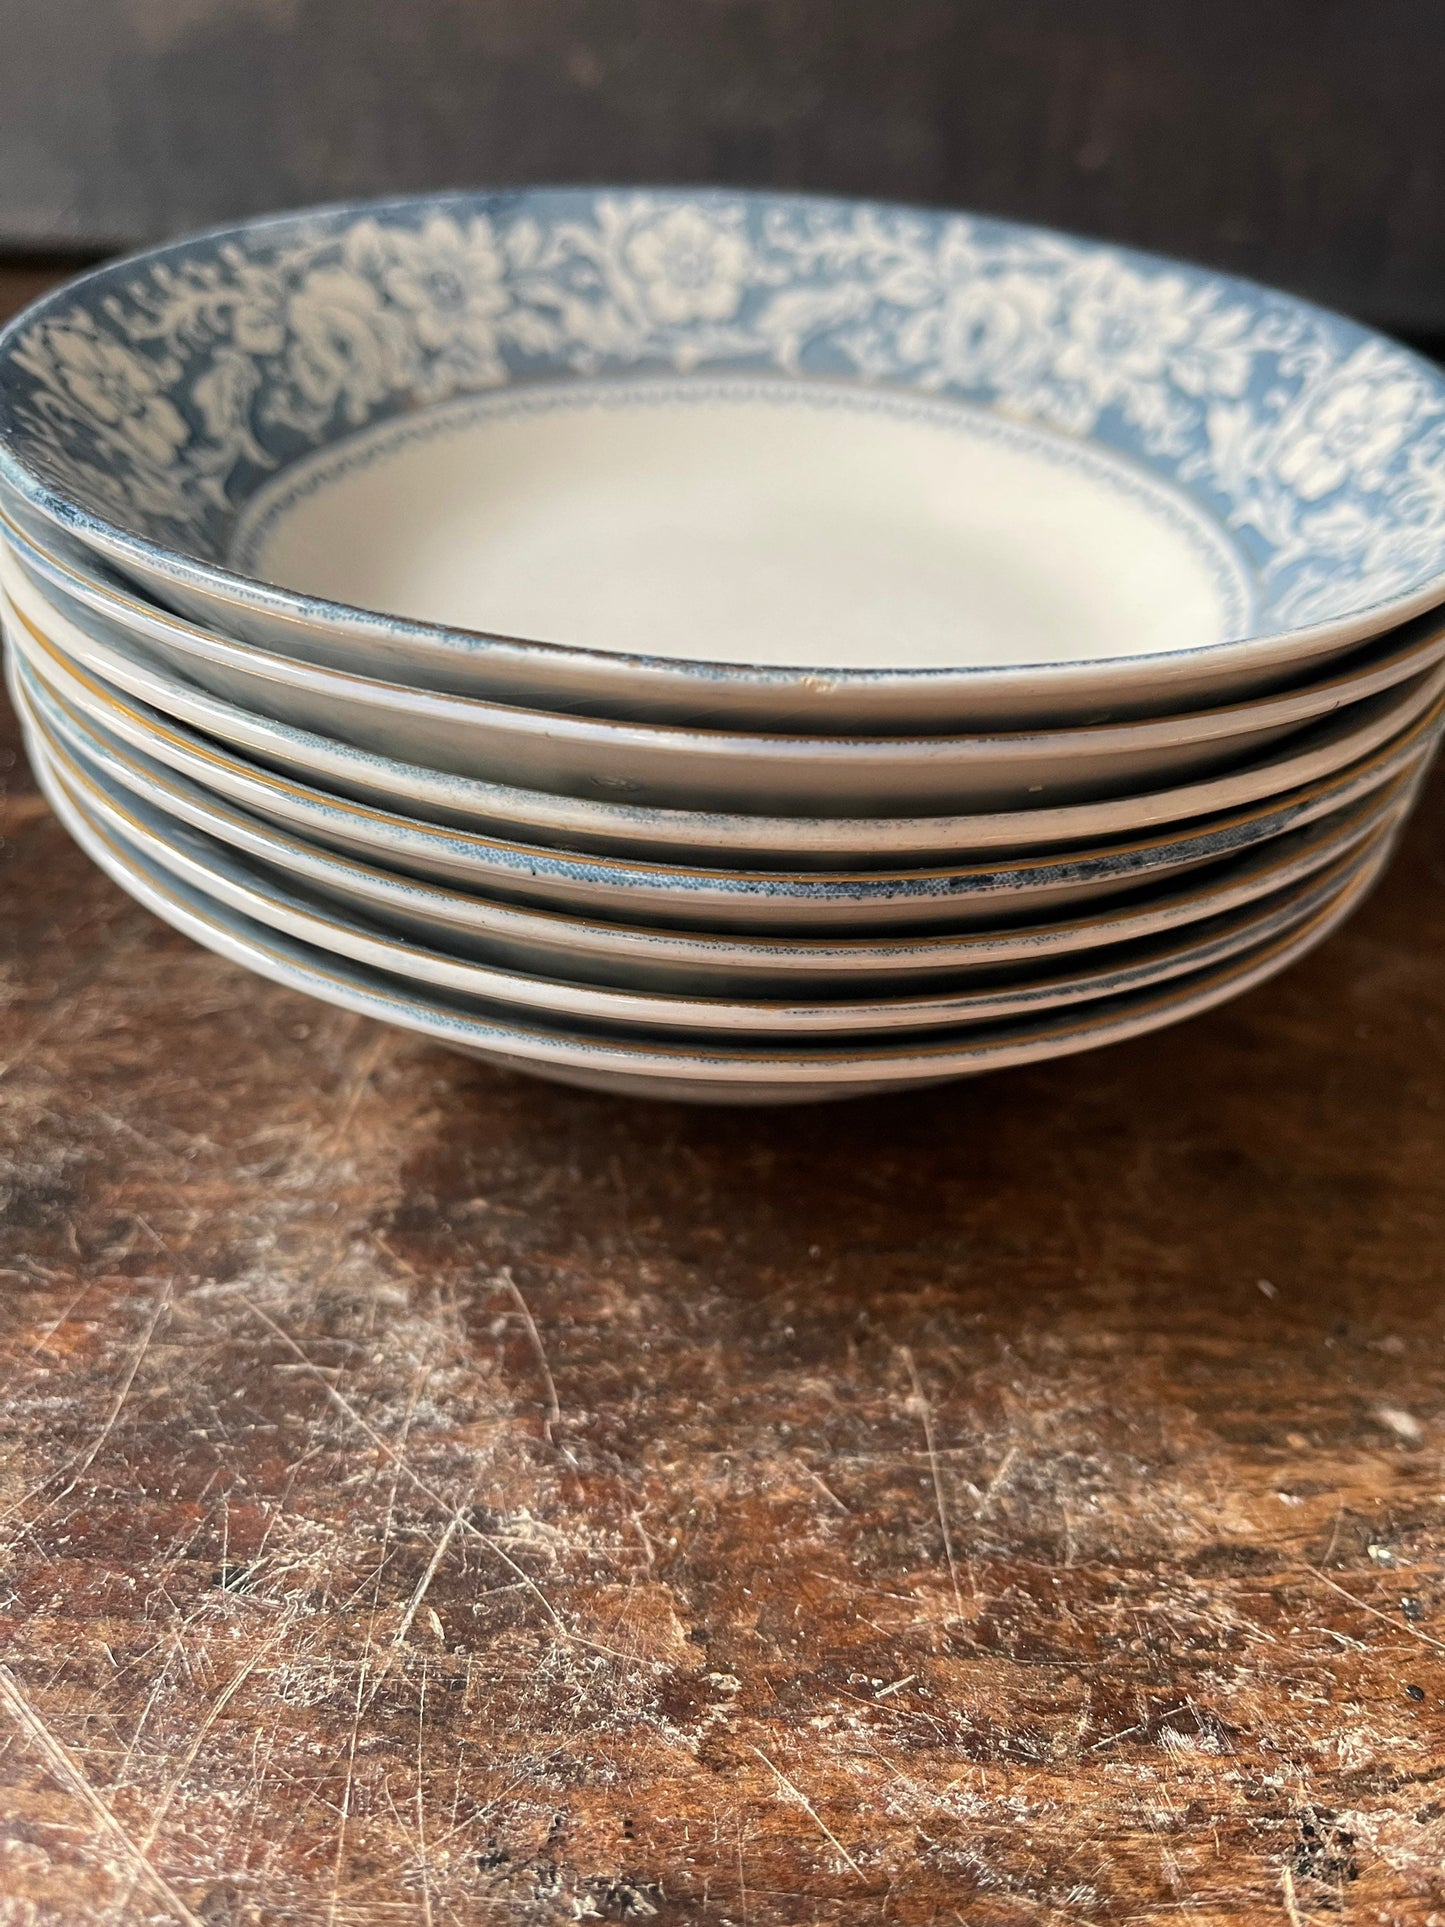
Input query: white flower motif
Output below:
<box><xmin>44</xmin><ymin>325</ymin><xmax>188</xmax><ymax>468</ymax></box>
<box><xmin>192</xmin><ymin>348</ymin><xmax>259</xmax><ymax>444</ymax></box>
<box><xmin>372</xmin><ymin>213</ymin><xmax>509</xmax><ymax>387</ymax></box>
<box><xmin>623</xmin><ymin>207</ymin><xmax>750</xmax><ymax>325</ymax></box>
<box><xmin>1272</xmin><ymin>342</ymin><xmax>1428</xmax><ymax>501</ymax></box>
<box><xmin>1059</xmin><ymin>264</ymin><xmax>1195</xmax><ymax>390</ymax></box>
<box><xmin>933</xmin><ymin>274</ymin><xmax>1055</xmax><ymax>389</ymax></box>
<box><xmin>1054</xmin><ymin>260</ymin><xmax>1253</xmax><ymax>430</ymax></box>
<box><xmin>1167</xmin><ymin>299</ymin><xmax>1254</xmax><ymax>400</ymax></box>
<box><xmin>231</xmin><ymin>300</ymin><xmax>287</xmax><ymax>357</ymax></box>
<box><xmin>285</xmin><ymin>265</ymin><xmax>405</xmax><ymax>422</ymax></box>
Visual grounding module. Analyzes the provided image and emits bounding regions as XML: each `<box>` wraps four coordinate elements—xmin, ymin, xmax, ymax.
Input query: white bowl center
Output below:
<box><xmin>232</xmin><ymin>378</ymin><xmax>1254</xmax><ymax>672</ymax></box>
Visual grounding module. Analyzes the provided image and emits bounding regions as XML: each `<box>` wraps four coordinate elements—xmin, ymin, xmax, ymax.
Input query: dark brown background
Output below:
<box><xmin>4</xmin><ymin>0</ymin><xmax>1445</xmax><ymax>335</ymax></box>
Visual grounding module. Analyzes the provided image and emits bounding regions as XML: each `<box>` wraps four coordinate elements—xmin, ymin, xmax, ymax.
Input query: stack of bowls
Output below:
<box><xmin>3</xmin><ymin>188</ymin><xmax>1444</xmax><ymax>1102</ymax></box>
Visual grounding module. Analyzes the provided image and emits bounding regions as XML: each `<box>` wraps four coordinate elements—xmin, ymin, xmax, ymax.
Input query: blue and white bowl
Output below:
<box><xmin>21</xmin><ymin>711</ymin><xmax>1399</xmax><ymax>1104</ymax></box>
<box><xmin>16</xmin><ymin>646</ymin><xmax>1420</xmax><ymax>938</ymax></box>
<box><xmin>22</xmin><ymin>694</ymin><xmax>1399</xmax><ymax>1041</ymax></box>
<box><xmin>10</xmin><ymin>513</ymin><xmax>1445</xmax><ymax>816</ymax></box>
<box><xmin>4</xmin><ymin>188</ymin><xmax>1445</xmax><ymax>727</ymax></box>
<box><xmin>10</xmin><ymin>631</ymin><xmax>1428</xmax><ymax>995</ymax></box>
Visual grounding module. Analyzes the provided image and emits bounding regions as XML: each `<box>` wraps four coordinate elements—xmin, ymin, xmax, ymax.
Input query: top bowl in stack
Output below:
<box><xmin>2</xmin><ymin>189</ymin><xmax>1444</xmax><ymax>1100</ymax></box>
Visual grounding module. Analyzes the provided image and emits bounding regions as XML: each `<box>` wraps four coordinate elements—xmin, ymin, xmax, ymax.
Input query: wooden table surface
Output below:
<box><xmin>3</xmin><ymin>268</ymin><xmax>1445</xmax><ymax>1927</ymax></box>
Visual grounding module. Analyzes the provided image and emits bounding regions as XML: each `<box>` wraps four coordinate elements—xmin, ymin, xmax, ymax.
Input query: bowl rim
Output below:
<box><xmin>31</xmin><ymin>702</ymin><xmax>1388</xmax><ymax>1035</ymax></box>
<box><xmin>29</xmin><ymin>719</ymin><xmax>1386</xmax><ymax>1082</ymax></box>
<box><xmin>11</xmin><ymin>544</ymin><xmax>1445</xmax><ymax>864</ymax></box>
<box><xmin>3</xmin><ymin>184</ymin><xmax>1445</xmax><ymax>697</ymax></box>
<box><xmin>11</xmin><ymin>499</ymin><xmax>1445</xmax><ymax>762</ymax></box>
<box><xmin>14</xmin><ymin>624</ymin><xmax>1429</xmax><ymax>903</ymax></box>
<box><xmin>17</xmin><ymin>636</ymin><xmax>1414</xmax><ymax>986</ymax></box>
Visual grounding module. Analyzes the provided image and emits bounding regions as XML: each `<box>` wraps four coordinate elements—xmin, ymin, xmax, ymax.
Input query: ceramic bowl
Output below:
<box><xmin>25</xmin><ymin>697</ymin><xmax>1396</xmax><ymax>1041</ymax></box>
<box><xmin>9</xmin><ymin>540</ymin><xmax>1445</xmax><ymax>847</ymax></box>
<box><xmin>7</xmin><ymin>529</ymin><xmax>1429</xmax><ymax>816</ymax></box>
<box><xmin>13</xmin><ymin>644</ymin><xmax>1428</xmax><ymax>937</ymax></box>
<box><xmin>4</xmin><ymin>190</ymin><xmax>1445</xmax><ymax>729</ymax></box>
<box><xmin>13</xmin><ymin>492</ymin><xmax>1445</xmax><ymax>792</ymax></box>
<box><xmin>12</xmin><ymin>641</ymin><xmax>1417</xmax><ymax>996</ymax></box>
<box><xmin>13</xmin><ymin>595</ymin><xmax>1443</xmax><ymax>872</ymax></box>
<box><xmin>26</xmin><ymin>716</ymin><xmax>1391</xmax><ymax>1103</ymax></box>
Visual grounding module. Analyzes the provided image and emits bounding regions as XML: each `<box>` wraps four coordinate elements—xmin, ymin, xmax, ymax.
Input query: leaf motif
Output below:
<box><xmin>192</xmin><ymin>348</ymin><xmax>259</xmax><ymax>443</ymax></box>
<box><xmin>874</xmin><ymin>263</ymin><xmax>937</xmax><ymax>308</ymax></box>
<box><xmin>505</xmin><ymin>217</ymin><xmax>542</xmax><ymax>271</ymax></box>
<box><xmin>752</xmin><ymin>283</ymin><xmax>874</xmax><ymax>369</ymax></box>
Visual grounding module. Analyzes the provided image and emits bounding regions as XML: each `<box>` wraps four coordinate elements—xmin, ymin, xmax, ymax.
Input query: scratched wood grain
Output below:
<box><xmin>3</xmin><ymin>268</ymin><xmax>1445</xmax><ymax>1924</ymax></box>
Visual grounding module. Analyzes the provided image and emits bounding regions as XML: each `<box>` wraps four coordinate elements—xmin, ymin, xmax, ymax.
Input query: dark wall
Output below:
<box><xmin>3</xmin><ymin>0</ymin><xmax>1443</xmax><ymax>332</ymax></box>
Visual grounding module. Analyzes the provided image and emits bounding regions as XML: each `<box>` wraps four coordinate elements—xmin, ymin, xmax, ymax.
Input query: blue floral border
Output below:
<box><xmin>2</xmin><ymin>186</ymin><xmax>1444</xmax><ymax>641</ymax></box>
